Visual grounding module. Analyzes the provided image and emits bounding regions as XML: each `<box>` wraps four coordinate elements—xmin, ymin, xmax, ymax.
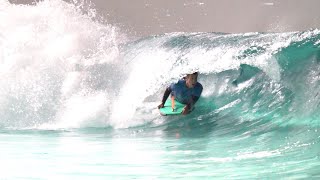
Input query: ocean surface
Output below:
<box><xmin>1</xmin><ymin>0</ymin><xmax>320</xmax><ymax>179</ymax></box>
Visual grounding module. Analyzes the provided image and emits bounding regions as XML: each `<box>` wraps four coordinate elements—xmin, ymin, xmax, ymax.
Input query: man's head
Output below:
<box><xmin>185</xmin><ymin>72</ymin><xmax>198</xmax><ymax>88</ymax></box>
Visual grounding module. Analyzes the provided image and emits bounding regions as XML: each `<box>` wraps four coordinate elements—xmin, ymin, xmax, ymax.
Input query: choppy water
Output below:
<box><xmin>1</xmin><ymin>0</ymin><xmax>320</xmax><ymax>179</ymax></box>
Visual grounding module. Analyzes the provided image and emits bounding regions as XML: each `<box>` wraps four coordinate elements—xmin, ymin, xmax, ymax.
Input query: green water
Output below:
<box><xmin>1</xmin><ymin>124</ymin><xmax>319</xmax><ymax>179</ymax></box>
<box><xmin>1</xmin><ymin>1</ymin><xmax>320</xmax><ymax>178</ymax></box>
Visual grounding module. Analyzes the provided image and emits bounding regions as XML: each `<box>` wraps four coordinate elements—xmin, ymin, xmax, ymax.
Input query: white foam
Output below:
<box><xmin>0</xmin><ymin>0</ymin><xmax>125</xmax><ymax>129</ymax></box>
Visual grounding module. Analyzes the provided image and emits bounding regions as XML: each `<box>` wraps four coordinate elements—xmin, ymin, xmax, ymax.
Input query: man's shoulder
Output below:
<box><xmin>195</xmin><ymin>82</ymin><xmax>203</xmax><ymax>90</ymax></box>
<box><xmin>193</xmin><ymin>82</ymin><xmax>203</xmax><ymax>96</ymax></box>
<box><xmin>170</xmin><ymin>79</ymin><xmax>185</xmax><ymax>89</ymax></box>
<box><xmin>177</xmin><ymin>79</ymin><xmax>186</xmax><ymax>84</ymax></box>
<box><xmin>175</xmin><ymin>79</ymin><xmax>187</xmax><ymax>87</ymax></box>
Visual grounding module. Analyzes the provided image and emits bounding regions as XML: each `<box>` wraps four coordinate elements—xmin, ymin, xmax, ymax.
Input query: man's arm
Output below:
<box><xmin>158</xmin><ymin>87</ymin><xmax>172</xmax><ymax>109</ymax></box>
<box><xmin>182</xmin><ymin>83</ymin><xmax>203</xmax><ymax>114</ymax></box>
<box><xmin>185</xmin><ymin>96</ymin><xmax>200</xmax><ymax>110</ymax></box>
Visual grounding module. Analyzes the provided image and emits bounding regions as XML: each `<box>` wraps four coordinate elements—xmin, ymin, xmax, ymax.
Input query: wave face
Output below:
<box><xmin>1</xmin><ymin>1</ymin><xmax>320</xmax><ymax>130</ymax></box>
<box><xmin>1</xmin><ymin>1</ymin><xmax>320</xmax><ymax>178</ymax></box>
<box><xmin>1</xmin><ymin>1</ymin><xmax>320</xmax><ymax>127</ymax></box>
<box><xmin>118</xmin><ymin>30</ymin><xmax>320</xmax><ymax>128</ymax></box>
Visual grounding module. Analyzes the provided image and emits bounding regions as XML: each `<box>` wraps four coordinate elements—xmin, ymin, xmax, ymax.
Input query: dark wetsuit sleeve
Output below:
<box><xmin>187</xmin><ymin>83</ymin><xmax>202</xmax><ymax>108</ymax></box>
<box><xmin>161</xmin><ymin>87</ymin><xmax>172</xmax><ymax>104</ymax></box>
<box><xmin>192</xmin><ymin>96</ymin><xmax>200</xmax><ymax>104</ymax></box>
<box><xmin>186</xmin><ymin>96</ymin><xmax>200</xmax><ymax>109</ymax></box>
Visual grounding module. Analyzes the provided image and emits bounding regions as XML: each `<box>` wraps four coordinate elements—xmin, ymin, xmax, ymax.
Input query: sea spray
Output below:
<box><xmin>0</xmin><ymin>0</ymin><xmax>126</xmax><ymax>128</ymax></box>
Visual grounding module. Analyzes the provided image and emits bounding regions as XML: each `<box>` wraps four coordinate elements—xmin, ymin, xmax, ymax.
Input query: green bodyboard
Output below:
<box><xmin>159</xmin><ymin>99</ymin><xmax>185</xmax><ymax>116</ymax></box>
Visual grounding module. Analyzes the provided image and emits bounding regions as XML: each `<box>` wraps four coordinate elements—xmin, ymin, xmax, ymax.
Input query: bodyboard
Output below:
<box><xmin>159</xmin><ymin>99</ymin><xmax>185</xmax><ymax>116</ymax></box>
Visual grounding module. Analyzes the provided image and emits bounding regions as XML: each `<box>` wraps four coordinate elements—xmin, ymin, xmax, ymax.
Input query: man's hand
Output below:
<box><xmin>182</xmin><ymin>105</ymin><xmax>190</xmax><ymax>115</ymax></box>
<box><xmin>158</xmin><ymin>103</ymin><xmax>164</xmax><ymax>109</ymax></box>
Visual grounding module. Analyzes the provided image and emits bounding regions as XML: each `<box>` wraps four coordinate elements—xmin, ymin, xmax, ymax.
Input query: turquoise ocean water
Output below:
<box><xmin>1</xmin><ymin>1</ymin><xmax>320</xmax><ymax>179</ymax></box>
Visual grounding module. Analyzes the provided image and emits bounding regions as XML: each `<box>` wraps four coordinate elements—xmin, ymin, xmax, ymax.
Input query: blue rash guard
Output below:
<box><xmin>161</xmin><ymin>79</ymin><xmax>203</xmax><ymax>107</ymax></box>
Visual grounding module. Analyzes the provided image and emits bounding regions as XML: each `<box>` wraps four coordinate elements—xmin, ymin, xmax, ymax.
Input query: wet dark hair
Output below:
<box><xmin>183</xmin><ymin>72</ymin><xmax>198</xmax><ymax>80</ymax></box>
<box><xmin>191</xmin><ymin>72</ymin><xmax>198</xmax><ymax>76</ymax></box>
<box><xmin>187</xmin><ymin>72</ymin><xmax>198</xmax><ymax>77</ymax></box>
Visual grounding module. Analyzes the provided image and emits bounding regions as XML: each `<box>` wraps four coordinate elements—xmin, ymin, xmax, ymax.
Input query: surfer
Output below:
<box><xmin>158</xmin><ymin>72</ymin><xmax>203</xmax><ymax>115</ymax></box>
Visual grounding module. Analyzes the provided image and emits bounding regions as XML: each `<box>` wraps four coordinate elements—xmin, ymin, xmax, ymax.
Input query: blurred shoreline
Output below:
<box><xmin>9</xmin><ymin>0</ymin><xmax>320</xmax><ymax>37</ymax></box>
